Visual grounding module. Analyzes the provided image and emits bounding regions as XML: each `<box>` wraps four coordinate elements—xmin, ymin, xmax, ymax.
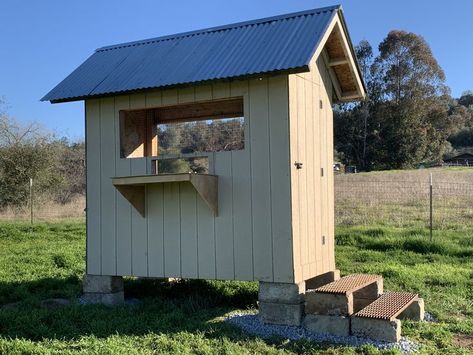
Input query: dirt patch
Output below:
<box><xmin>453</xmin><ymin>334</ymin><xmax>473</xmax><ymax>349</ymax></box>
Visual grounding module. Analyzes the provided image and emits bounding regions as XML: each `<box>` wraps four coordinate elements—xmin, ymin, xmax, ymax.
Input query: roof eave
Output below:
<box><xmin>44</xmin><ymin>65</ymin><xmax>311</xmax><ymax>104</ymax></box>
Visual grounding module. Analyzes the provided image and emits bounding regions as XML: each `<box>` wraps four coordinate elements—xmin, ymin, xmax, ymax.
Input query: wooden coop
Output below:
<box><xmin>43</xmin><ymin>6</ymin><xmax>424</xmax><ymax>342</ymax></box>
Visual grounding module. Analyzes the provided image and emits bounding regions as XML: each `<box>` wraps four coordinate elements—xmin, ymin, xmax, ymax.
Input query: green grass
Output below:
<box><xmin>0</xmin><ymin>222</ymin><xmax>472</xmax><ymax>354</ymax></box>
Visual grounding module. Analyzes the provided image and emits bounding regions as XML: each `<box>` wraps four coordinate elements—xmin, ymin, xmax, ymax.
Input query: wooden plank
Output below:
<box><xmin>212</xmin><ymin>81</ymin><xmax>231</xmax><ymax>99</ymax></box>
<box><xmin>163</xmin><ymin>182</ymin><xmax>181</xmax><ymax>277</ymax></box>
<box><xmin>115</xmin><ymin>95</ymin><xmax>132</xmax><ymax>276</ymax></box>
<box><xmin>100</xmin><ymin>98</ymin><xmax>116</xmax><ymax>276</ymax></box>
<box><xmin>288</xmin><ymin>75</ymin><xmax>301</xmax><ymax>283</ymax></box>
<box><xmin>178</xmin><ymin>87</ymin><xmax>195</xmax><ymax>104</ymax></box>
<box><xmin>296</xmin><ymin>74</ymin><xmax>309</xmax><ymax>280</ymax></box>
<box><xmin>197</xmin><ymin>186</ymin><xmax>216</xmax><ymax>279</ymax></box>
<box><xmin>231</xmin><ymin>150</ymin><xmax>253</xmax><ymax>281</ymax></box>
<box><xmin>194</xmin><ymin>85</ymin><xmax>213</xmax><ymax>101</ymax></box>
<box><xmin>147</xmin><ymin>184</ymin><xmax>165</xmax><ymax>277</ymax></box>
<box><xmin>214</xmin><ymin>151</ymin><xmax>234</xmax><ymax>280</ymax></box>
<box><xmin>249</xmin><ymin>78</ymin><xmax>273</xmax><ymax>282</ymax></box>
<box><xmin>305</xmin><ymin>76</ymin><xmax>316</xmax><ymax>270</ymax></box>
<box><xmin>86</xmin><ymin>99</ymin><xmax>101</xmax><ymax>275</ymax></box>
<box><xmin>112</xmin><ymin>174</ymin><xmax>218</xmax><ymax>216</ymax></box>
<box><xmin>162</xmin><ymin>88</ymin><xmax>178</xmax><ymax>106</ymax></box>
<box><xmin>312</xmin><ymin>64</ymin><xmax>323</xmax><ymax>278</ymax></box>
<box><xmin>180</xmin><ymin>183</ymin><xmax>198</xmax><ymax>278</ymax></box>
<box><xmin>319</xmin><ymin>64</ymin><xmax>329</xmax><ymax>274</ymax></box>
<box><xmin>268</xmin><ymin>76</ymin><xmax>293</xmax><ymax>283</ymax></box>
<box><xmin>130</xmin><ymin>94</ymin><xmax>148</xmax><ymax>276</ymax></box>
<box><xmin>145</xmin><ymin>91</ymin><xmax>162</xmax><ymax>109</ymax></box>
<box><xmin>324</xmin><ymin>64</ymin><xmax>336</xmax><ymax>271</ymax></box>
<box><xmin>157</xmin><ymin>98</ymin><xmax>243</xmax><ymax>123</ymax></box>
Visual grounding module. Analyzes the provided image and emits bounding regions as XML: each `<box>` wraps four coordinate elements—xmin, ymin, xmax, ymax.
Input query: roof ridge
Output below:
<box><xmin>96</xmin><ymin>5</ymin><xmax>341</xmax><ymax>52</ymax></box>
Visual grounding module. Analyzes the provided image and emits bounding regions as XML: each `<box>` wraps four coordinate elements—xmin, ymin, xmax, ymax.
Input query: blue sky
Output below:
<box><xmin>1</xmin><ymin>0</ymin><xmax>471</xmax><ymax>139</ymax></box>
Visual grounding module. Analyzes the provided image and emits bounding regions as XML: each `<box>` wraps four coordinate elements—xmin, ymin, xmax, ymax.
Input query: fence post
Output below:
<box><xmin>29</xmin><ymin>178</ymin><xmax>33</xmax><ymax>224</ymax></box>
<box><xmin>429</xmin><ymin>173</ymin><xmax>433</xmax><ymax>241</ymax></box>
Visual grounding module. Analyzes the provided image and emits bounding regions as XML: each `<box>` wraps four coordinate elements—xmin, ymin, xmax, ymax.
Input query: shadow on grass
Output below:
<box><xmin>0</xmin><ymin>277</ymin><xmax>257</xmax><ymax>340</ymax></box>
<box><xmin>0</xmin><ymin>278</ymin><xmax>342</xmax><ymax>353</ymax></box>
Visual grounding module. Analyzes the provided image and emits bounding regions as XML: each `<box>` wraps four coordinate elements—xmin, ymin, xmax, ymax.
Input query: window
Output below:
<box><xmin>120</xmin><ymin>97</ymin><xmax>244</xmax><ymax>161</ymax></box>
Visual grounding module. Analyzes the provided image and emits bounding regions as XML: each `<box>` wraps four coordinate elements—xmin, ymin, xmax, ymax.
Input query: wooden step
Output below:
<box><xmin>354</xmin><ymin>292</ymin><xmax>418</xmax><ymax>321</ymax></box>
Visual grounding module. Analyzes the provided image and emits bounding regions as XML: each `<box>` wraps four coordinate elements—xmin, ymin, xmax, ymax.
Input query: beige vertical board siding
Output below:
<box><xmin>99</xmin><ymin>97</ymin><xmax>116</xmax><ymax>275</ymax></box>
<box><xmin>268</xmin><ymin>76</ymin><xmax>293</xmax><ymax>283</ymax></box>
<box><xmin>130</xmin><ymin>94</ymin><xmax>148</xmax><ymax>276</ymax></box>
<box><xmin>249</xmin><ymin>78</ymin><xmax>273</xmax><ymax>282</ymax></box>
<box><xmin>115</xmin><ymin>95</ymin><xmax>132</xmax><ymax>275</ymax></box>
<box><xmin>289</xmin><ymin>55</ymin><xmax>337</xmax><ymax>283</ymax></box>
<box><xmin>163</xmin><ymin>182</ymin><xmax>181</xmax><ymax>276</ymax></box>
<box><xmin>288</xmin><ymin>75</ymin><xmax>302</xmax><ymax>283</ymax></box>
<box><xmin>230</xmin><ymin>80</ymin><xmax>253</xmax><ymax>281</ymax></box>
<box><xmin>194</xmin><ymin>85</ymin><xmax>213</xmax><ymax>101</ymax></box>
<box><xmin>195</xmin><ymin>84</ymin><xmax>216</xmax><ymax>279</ymax></box>
<box><xmin>178</xmin><ymin>87</ymin><xmax>195</xmax><ymax>103</ymax></box>
<box><xmin>312</xmin><ymin>66</ymin><xmax>323</xmax><ymax>276</ymax></box>
<box><xmin>146</xmin><ymin>91</ymin><xmax>164</xmax><ymax>276</ymax></box>
<box><xmin>196</xmin><ymin>188</ymin><xmax>216</xmax><ymax>279</ymax></box>
<box><xmin>214</xmin><ymin>151</ymin><xmax>234</xmax><ymax>279</ymax></box>
<box><xmin>296</xmin><ymin>75</ymin><xmax>310</xmax><ymax>280</ymax></box>
<box><xmin>304</xmin><ymin>75</ymin><xmax>316</xmax><ymax>271</ymax></box>
<box><xmin>89</xmin><ymin>75</ymin><xmax>297</xmax><ymax>282</ymax></box>
<box><xmin>147</xmin><ymin>184</ymin><xmax>165</xmax><ymax>276</ymax></box>
<box><xmin>212</xmin><ymin>82</ymin><xmax>231</xmax><ymax>99</ymax></box>
<box><xmin>180</xmin><ymin>183</ymin><xmax>198</xmax><ymax>278</ymax></box>
<box><xmin>162</xmin><ymin>89</ymin><xmax>178</xmax><ymax>106</ymax></box>
<box><xmin>319</xmin><ymin>58</ymin><xmax>336</xmax><ymax>270</ymax></box>
<box><xmin>86</xmin><ymin>99</ymin><xmax>101</xmax><ymax>275</ymax></box>
<box><xmin>319</xmin><ymin>62</ymin><xmax>329</xmax><ymax>273</ymax></box>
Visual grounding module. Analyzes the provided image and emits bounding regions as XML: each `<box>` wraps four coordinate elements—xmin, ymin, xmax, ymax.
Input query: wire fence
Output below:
<box><xmin>0</xmin><ymin>171</ymin><xmax>472</xmax><ymax>231</ymax></box>
<box><xmin>335</xmin><ymin>175</ymin><xmax>473</xmax><ymax>229</ymax></box>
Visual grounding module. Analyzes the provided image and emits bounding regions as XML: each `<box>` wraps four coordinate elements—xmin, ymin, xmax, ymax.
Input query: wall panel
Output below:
<box><xmin>87</xmin><ymin>76</ymin><xmax>294</xmax><ymax>283</ymax></box>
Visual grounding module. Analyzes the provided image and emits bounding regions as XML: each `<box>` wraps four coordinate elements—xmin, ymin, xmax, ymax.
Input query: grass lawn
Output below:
<box><xmin>0</xmin><ymin>222</ymin><xmax>472</xmax><ymax>354</ymax></box>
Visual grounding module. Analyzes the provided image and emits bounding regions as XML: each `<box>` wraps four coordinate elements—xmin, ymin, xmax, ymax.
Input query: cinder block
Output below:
<box><xmin>353</xmin><ymin>297</ymin><xmax>375</xmax><ymax>313</ymax></box>
<box><xmin>399</xmin><ymin>298</ymin><xmax>424</xmax><ymax>321</ymax></box>
<box><xmin>83</xmin><ymin>275</ymin><xmax>124</xmax><ymax>293</ymax></box>
<box><xmin>258</xmin><ymin>301</ymin><xmax>304</xmax><ymax>326</ymax></box>
<box><xmin>351</xmin><ymin>317</ymin><xmax>401</xmax><ymax>343</ymax></box>
<box><xmin>303</xmin><ymin>314</ymin><xmax>350</xmax><ymax>336</ymax></box>
<box><xmin>305</xmin><ymin>291</ymin><xmax>353</xmax><ymax>315</ymax></box>
<box><xmin>353</xmin><ymin>279</ymin><xmax>383</xmax><ymax>299</ymax></box>
<box><xmin>82</xmin><ymin>291</ymin><xmax>124</xmax><ymax>305</ymax></box>
<box><xmin>258</xmin><ymin>282</ymin><xmax>305</xmax><ymax>304</ymax></box>
<box><xmin>305</xmin><ymin>270</ymin><xmax>341</xmax><ymax>290</ymax></box>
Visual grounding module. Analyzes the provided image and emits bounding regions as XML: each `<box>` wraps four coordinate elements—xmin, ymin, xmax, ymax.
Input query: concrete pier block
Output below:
<box><xmin>351</xmin><ymin>317</ymin><xmax>401</xmax><ymax>343</ymax></box>
<box><xmin>258</xmin><ymin>301</ymin><xmax>304</xmax><ymax>326</ymax></box>
<box><xmin>399</xmin><ymin>298</ymin><xmax>425</xmax><ymax>321</ymax></box>
<box><xmin>258</xmin><ymin>282</ymin><xmax>305</xmax><ymax>326</ymax></box>
<box><xmin>305</xmin><ymin>270</ymin><xmax>340</xmax><ymax>290</ymax></box>
<box><xmin>82</xmin><ymin>275</ymin><xmax>124</xmax><ymax>305</ymax></box>
<box><xmin>303</xmin><ymin>314</ymin><xmax>350</xmax><ymax>336</ymax></box>
<box><xmin>305</xmin><ymin>291</ymin><xmax>353</xmax><ymax>315</ymax></box>
<box><xmin>258</xmin><ymin>281</ymin><xmax>305</xmax><ymax>304</ymax></box>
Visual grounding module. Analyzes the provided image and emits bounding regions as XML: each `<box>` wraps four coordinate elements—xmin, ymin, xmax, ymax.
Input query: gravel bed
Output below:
<box><xmin>226</xmin><ymin>312</ymin><xmax>420</xmax><ymax>354</ymax></box>
<box><xmin>424</xmin><ymin>312</ymin><xmax>437</xmax><ymax>322</ymax></box>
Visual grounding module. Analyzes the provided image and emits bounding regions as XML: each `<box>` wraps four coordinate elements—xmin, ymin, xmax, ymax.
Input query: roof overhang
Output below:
<box><xmin>310</xmin><ymin>10</ymin><xmax>366</xmax><ymax>103</ymax></box>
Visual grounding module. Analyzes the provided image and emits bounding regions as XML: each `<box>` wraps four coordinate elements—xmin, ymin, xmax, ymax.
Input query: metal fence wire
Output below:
<box><xmin>335</xmin><ymin>175</ymin><xmax>473</xmax><ymax>229</ymax></box>
<box><xmin>0</xmin><ymin>173</ymin><xmax>472</xmax><ymax>231</ymax></box>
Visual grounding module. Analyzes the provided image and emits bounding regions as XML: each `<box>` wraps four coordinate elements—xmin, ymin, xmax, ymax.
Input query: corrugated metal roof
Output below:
<box><xmin>42</xmin><ymin>5</ymin><xmax>340</xmax><ymax>103</ymax></box>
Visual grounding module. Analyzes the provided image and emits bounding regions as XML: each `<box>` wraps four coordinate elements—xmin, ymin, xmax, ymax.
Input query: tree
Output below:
<box><xmin>0</xmin><ymin>111</ymin><xmax>59</xmax><ymax>207</ymax></box>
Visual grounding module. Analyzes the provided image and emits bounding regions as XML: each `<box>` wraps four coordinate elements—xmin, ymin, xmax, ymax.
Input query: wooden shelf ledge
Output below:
<box><xmin>112</xmin><ymin>173</ymin><xmax>218</xmax><ymax>217</ymax></box>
